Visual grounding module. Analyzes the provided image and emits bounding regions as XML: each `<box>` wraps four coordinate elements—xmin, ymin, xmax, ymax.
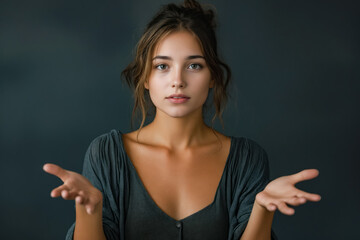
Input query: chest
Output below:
<box><xmin>124</xmin><ymin>141</ymin><xmax>230</xmax><ymax>221</ymax></box>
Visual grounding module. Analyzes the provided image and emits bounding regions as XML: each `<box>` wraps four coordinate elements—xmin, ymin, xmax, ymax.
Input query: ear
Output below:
<box><xmin>144</xmin><ymin>81</ymin><xmax>149</xmax><ymax>89</ymax></box>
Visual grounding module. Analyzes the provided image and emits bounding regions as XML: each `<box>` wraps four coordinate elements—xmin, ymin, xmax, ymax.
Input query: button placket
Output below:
<box><xmin>176</xmin><ymin>221</ymin><xmax>182</xmax><ymax>228</ymax></box>
<box><xmin>176</xmin><ymin>221</ymin><xmax>183</xmax><ymax>240</ymax></box>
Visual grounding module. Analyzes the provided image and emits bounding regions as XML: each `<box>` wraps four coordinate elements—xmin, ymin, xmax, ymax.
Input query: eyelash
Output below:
<box><xmin>188</xmin><ymin>63</ymin><xmax>203</xmax><ymax>70</ymax></box>
<box><xmin>154</xmin><ymin>63</ymin><xmax>203</xmax><ymax>71</ymax></box>
<box><xmin>155</xmin><ymin>64</ymin><xmax>168</xmax><ymax>70</ymax></box>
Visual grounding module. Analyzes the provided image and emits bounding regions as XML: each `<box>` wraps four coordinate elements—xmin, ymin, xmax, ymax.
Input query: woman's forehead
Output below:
<box><xmin>152</xmin><ymin>31</ymin><xmax>204</xmax><ymax>58</ymax></box>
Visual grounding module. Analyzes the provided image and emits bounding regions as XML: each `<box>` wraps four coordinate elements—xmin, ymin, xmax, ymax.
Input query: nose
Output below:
<box><xmin>171</xmin><ymin>69</ymin><xmax>186</xmax><ymax>88</ymax></box>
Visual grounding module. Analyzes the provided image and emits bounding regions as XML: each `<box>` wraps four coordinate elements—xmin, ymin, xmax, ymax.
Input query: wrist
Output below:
<box><xmin>240</xmin><ymin>193</ymin><xmax>275</xmax><ymax>240</ymax></box>
<box><xmin>75</xmin><ymin>189</ymin><xmax>103</xmax><ymax>215</ymax></box>
<box><xmin>255</xmin><ymin>192</ymin><xmax>275</xmax><ymax>214</ymax></box>
<box><xmin>91</xmin><ymin>189</ymin><xmax>103</xmax><ymax>212</ymax></box>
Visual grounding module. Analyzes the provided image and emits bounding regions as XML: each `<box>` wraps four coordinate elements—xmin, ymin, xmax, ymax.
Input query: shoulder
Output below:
<box><xmin>89</xmin><ymin>129</ymin><xmax>123</xmax><ymax>144</ymax></box>
<box><xmin>87</xmin><ymin>129</ymin><xmax>123</xmax><ymax>151</ymax></box>
<box><xmin>228</xmin><ymin>136</ymin><xmax>270</xmax><ymax>177</ymax></box>
<box><xmin>81</xmin><ymin>130</ymin><xmax>128</xmax><ymax>207</ymax></box>
<box><xmin>84</xmin><ymin>129</ymin><xmax>127</xmax><ymax>166</ymax></box>
<box><xmin>229</xmin><ymin>136</ymin><xmax>268</xmax><ymax>158</ymax></box>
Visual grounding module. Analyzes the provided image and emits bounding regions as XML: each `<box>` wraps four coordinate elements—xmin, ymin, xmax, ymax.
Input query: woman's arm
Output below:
<box><xmin>43</xmin><ymin>163</ymin><xmax>107</xmax><ymax>240</ymax></box>
<box><xmin>240</xmin><ymin>201</ymin><xmax>274</xmax><ymax>240</ymax></box>
<box><xmin>74</xmin><ymin>199</ymin><xmax>106</xmax><ymax>240</ymax></box>
<box><xmin>240</xmin><ymin>169</ymin><xmax>321</xmax><ymax>240</ymax></box>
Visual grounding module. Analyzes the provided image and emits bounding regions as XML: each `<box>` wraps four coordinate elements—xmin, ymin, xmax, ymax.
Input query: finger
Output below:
<box><xmin>74</xmin><ymin>191</ymin><xmax>87</xmax><ymax>203</ymax></box>
<box><xmin>62</xmin><ymin>188</ymin><xmax>87</xmax><ymax>200</ymax></box>
<box><xmin>50</xmin><ymin>185</ymin><xmax>68</xmax><ymax>198</ymax></box>
<box><xmin>277</xmin><ymin>202</ymin><xmax>295</xmax><ymax>215</ymax></box>
<box><xmin>256</xmin><ymin>192</ymin><xmax>273</xmax><ymax>209</ymax></box>
<box><xmin>61</xmin><ymin>189</ymin><xmax>80</xmax><ymax>200</ymax></box>
<box><xmin>73</xmin><ymin>190</ymin><xmax>92</xmax><ymax>205</ymax></box>
<box><xmin>285</xmin><ymin>197</ymin><xmax>307</xmax><ymax>206</ymax></box>
<box><xmin>86</xmin><ymin>205</ymin><xmax>94</xmax><ymax>215</ymax></box>
<box><xmin>296</xmin><ymin>191</ymin><xmax>322</xmax><ymax>202</ymax></box>
<box><xmin>43</xmin><ymin>163</ymin><xmax>69</xmax><ymax>181</ymax></box>
<box><xmin>61</xmin><ymin>189</ymin><xmax>70</xmax><ymax>199</ymax></box>
<box><xmin>84</xmin><ymin>198</ymin><xmax>96</xmax><ymax>214</ymax></box>
<box><xmin>256</xmin><ymin>192</ymin><xmax>278</xmax><ymax>212</ymax></box>
<box><xmin>85</xmin><ymin>193</ymin><xmax>102</xmax><ymax>215</ymax></box>
<box><xmin>267</xmin><ymin>203</ymin><xmax>277</xmax><ymax>212</ymax></box>
<box><xmin>289</xmin><ymin>169</ymin><xmax>319</xmax><ymax>184</ymax></box>
<box><xmin>75</xmin><ymin>196</ymin><xmax>84</xmax><ymax>204</ymax></box>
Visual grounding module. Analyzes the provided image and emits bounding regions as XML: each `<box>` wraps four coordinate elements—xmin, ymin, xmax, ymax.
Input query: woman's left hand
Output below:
<box><xmin>255</xmin><ymin>169</ymin><xmax>321</xmax><ymax>215</ymax></box>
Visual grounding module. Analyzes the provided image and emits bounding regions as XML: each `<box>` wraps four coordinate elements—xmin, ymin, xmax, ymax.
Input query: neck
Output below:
<box><xmin>143</xmin><ymin>108</ymin><xmax>212</xmax><ymax>150</ymax></box>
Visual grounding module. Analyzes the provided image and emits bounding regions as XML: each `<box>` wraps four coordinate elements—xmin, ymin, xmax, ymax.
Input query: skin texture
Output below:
<box><xmin>123</xmin><ymin>31</ymin><xmax>230</xmax><ymax>220</ymax></box>
<box><xmin>43</xmin><ymin>31</ymin><xmax>321</xmax><ymax>240</ymax></box>
<box><xmin>145</xmin><ymin>31</ymin><xmax>213</xmax><ymax>119</ymax></box>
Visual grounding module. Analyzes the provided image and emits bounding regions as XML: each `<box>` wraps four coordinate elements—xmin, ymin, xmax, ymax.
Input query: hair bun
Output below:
<box><xmin>183</xmin><ymin>0</ymin><xmax>216</xmax><ymax>28</ymax></box>
<box><xmin>204</xmin><ymin>8</ymin><xmax>216</xmax><ymax>28</ymax></box>
<box><xmin>183</xmin><ymin>0</ymin><xmax>202</xmax><ymax>9</ymax></box>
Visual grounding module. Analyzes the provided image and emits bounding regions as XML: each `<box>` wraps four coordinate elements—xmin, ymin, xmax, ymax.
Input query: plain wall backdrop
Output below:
<box><xmin>0</xmin><ymin>0</ymin><xmax>359</xmax><ymax>239</ymax></box>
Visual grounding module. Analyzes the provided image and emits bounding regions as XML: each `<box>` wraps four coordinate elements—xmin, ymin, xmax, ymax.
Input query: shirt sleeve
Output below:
<box><xmin>65</xmin><ymin>133</ymin><xmax>122</xmax><ymax>240</ymax></box>
<box><xmin>228</xmin><ymin>138</ymin><xmax>277</xmax><ymax>240</ymax></box>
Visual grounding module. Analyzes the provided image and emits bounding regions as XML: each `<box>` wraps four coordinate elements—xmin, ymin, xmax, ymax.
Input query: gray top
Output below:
<box><xmin>65</xmin><ymin>129</ymin><xmax>277</xmax><ymax>240</ymax></box>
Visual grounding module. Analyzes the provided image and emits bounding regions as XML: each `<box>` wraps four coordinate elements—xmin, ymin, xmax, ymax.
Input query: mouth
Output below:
<box><xmin>165</xmin><ymin>94</ymin><xmax>190</xmax><ymax>99</ymax></box>
<box><xmin>165</xmin><ymin>94</ymin><xmax>190</xmax><ymax>103</ymax></box>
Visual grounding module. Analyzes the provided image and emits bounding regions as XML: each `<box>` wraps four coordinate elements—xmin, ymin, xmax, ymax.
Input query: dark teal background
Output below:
<box><xmin>1</xmin><ymin>0</ymin><xmax>359</xmax><ymax>239</ymax></box>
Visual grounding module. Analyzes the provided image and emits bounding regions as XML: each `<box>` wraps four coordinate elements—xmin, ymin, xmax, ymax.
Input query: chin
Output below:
<box><xmin>165</xmin><ymin>108</ymin><xmax>202</xmax><ymax>119</ymax></box>
<box><xmin>167</xmin><ymin>112</ymin><xmax>191</xmax><ymax>118</ymax></box>
<box><xmin>155</xmin><ymin>103</ymin><xmax>204</xmax><ymax>119</ymax></box>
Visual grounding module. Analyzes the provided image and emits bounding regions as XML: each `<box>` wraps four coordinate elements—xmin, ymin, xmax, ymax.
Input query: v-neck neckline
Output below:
<box><xmin>119</xmin><ymin>130</ymin><xmax>234</xmax><ymax>223</ymax></box>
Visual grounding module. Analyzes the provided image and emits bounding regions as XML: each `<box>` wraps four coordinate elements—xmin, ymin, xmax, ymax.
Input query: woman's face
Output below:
<box><xmin>146</xmin><ymin>30</ymin><xmax>213</xmax><ymax>118</ymax></box>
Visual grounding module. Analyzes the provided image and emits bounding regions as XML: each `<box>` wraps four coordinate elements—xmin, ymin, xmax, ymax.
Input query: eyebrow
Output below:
<box><xmin>152</xmin><ymin>55</ymin><xmax>205</xmax><ymax>61</ymax></box>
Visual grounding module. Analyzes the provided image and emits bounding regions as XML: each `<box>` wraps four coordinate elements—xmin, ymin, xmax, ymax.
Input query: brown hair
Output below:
<box><xmin>122</xmin><ymin>0</ymin><xmax>231</xmax><ymax>130</ymax></box>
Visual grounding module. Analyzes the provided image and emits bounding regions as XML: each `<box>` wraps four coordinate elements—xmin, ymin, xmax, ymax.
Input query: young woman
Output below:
<box><xmin>43</xmin><ymin>0</ymin><xmax>321</xmax><ymax>239</ymax></box>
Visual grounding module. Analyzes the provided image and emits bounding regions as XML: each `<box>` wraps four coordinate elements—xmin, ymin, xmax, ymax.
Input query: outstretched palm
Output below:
<box><xmin>256</xmin><ymin>169</ymin><xmax>321</xmax><ymax>215</ymax></box>
<box><xmin>43</xmin><ymin>163</ymin><xmax>102</xmax><ymax>214</ymax></box>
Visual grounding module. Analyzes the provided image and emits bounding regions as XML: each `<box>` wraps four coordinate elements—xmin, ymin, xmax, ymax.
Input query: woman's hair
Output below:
<box><xmin>122</xmin><ymin>0</ymin><xmax>231</xmax><ymax>130</ymax></box>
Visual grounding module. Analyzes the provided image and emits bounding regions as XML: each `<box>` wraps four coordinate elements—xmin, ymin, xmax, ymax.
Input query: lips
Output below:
<box><xmin>166</xmin><ymin>94</ymin><xmax>190</xmax><ymax>99</ymax></box>
<box><xmin>165</xmin><ymin>94</ymin><xmax>190</xmax><ymax>103</ymax></box>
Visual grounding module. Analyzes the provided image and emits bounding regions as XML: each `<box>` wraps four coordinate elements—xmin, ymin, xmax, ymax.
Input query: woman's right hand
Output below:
<box><xmin>43</xmin><ymin>163</ymin><xmax>102</xmax><ymax>215</ymax></box>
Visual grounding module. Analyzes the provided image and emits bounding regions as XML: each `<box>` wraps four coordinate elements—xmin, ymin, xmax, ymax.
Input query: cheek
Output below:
<box><xmin>149</xmin><ymin>81</ymin><xmax>163</xmax><ymax>94</ymax></box>
<box><xmin>148</xmin><ymin>80</ymin><xmax>165</xmax><ymax>103</ymax></box>
<box><xmin>193</xmin><ymin>76</ymin><xmax>212</xmax><ymax>94</ymax></box>
<box><xmin>190</xmin><ymin>82</ymin><xmax>211</xmax><ymax>104</ymax></box>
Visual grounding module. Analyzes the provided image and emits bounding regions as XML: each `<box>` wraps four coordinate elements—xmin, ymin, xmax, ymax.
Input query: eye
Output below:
<box><xmin>188</xmin><ymin>63</ymin><xmax>202</xmax><ymax>70</ymax></box>
<box><xmin>155</xmin><ymin>64</ymin><xmax>168</xmax><ymax>70</ymax></box>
